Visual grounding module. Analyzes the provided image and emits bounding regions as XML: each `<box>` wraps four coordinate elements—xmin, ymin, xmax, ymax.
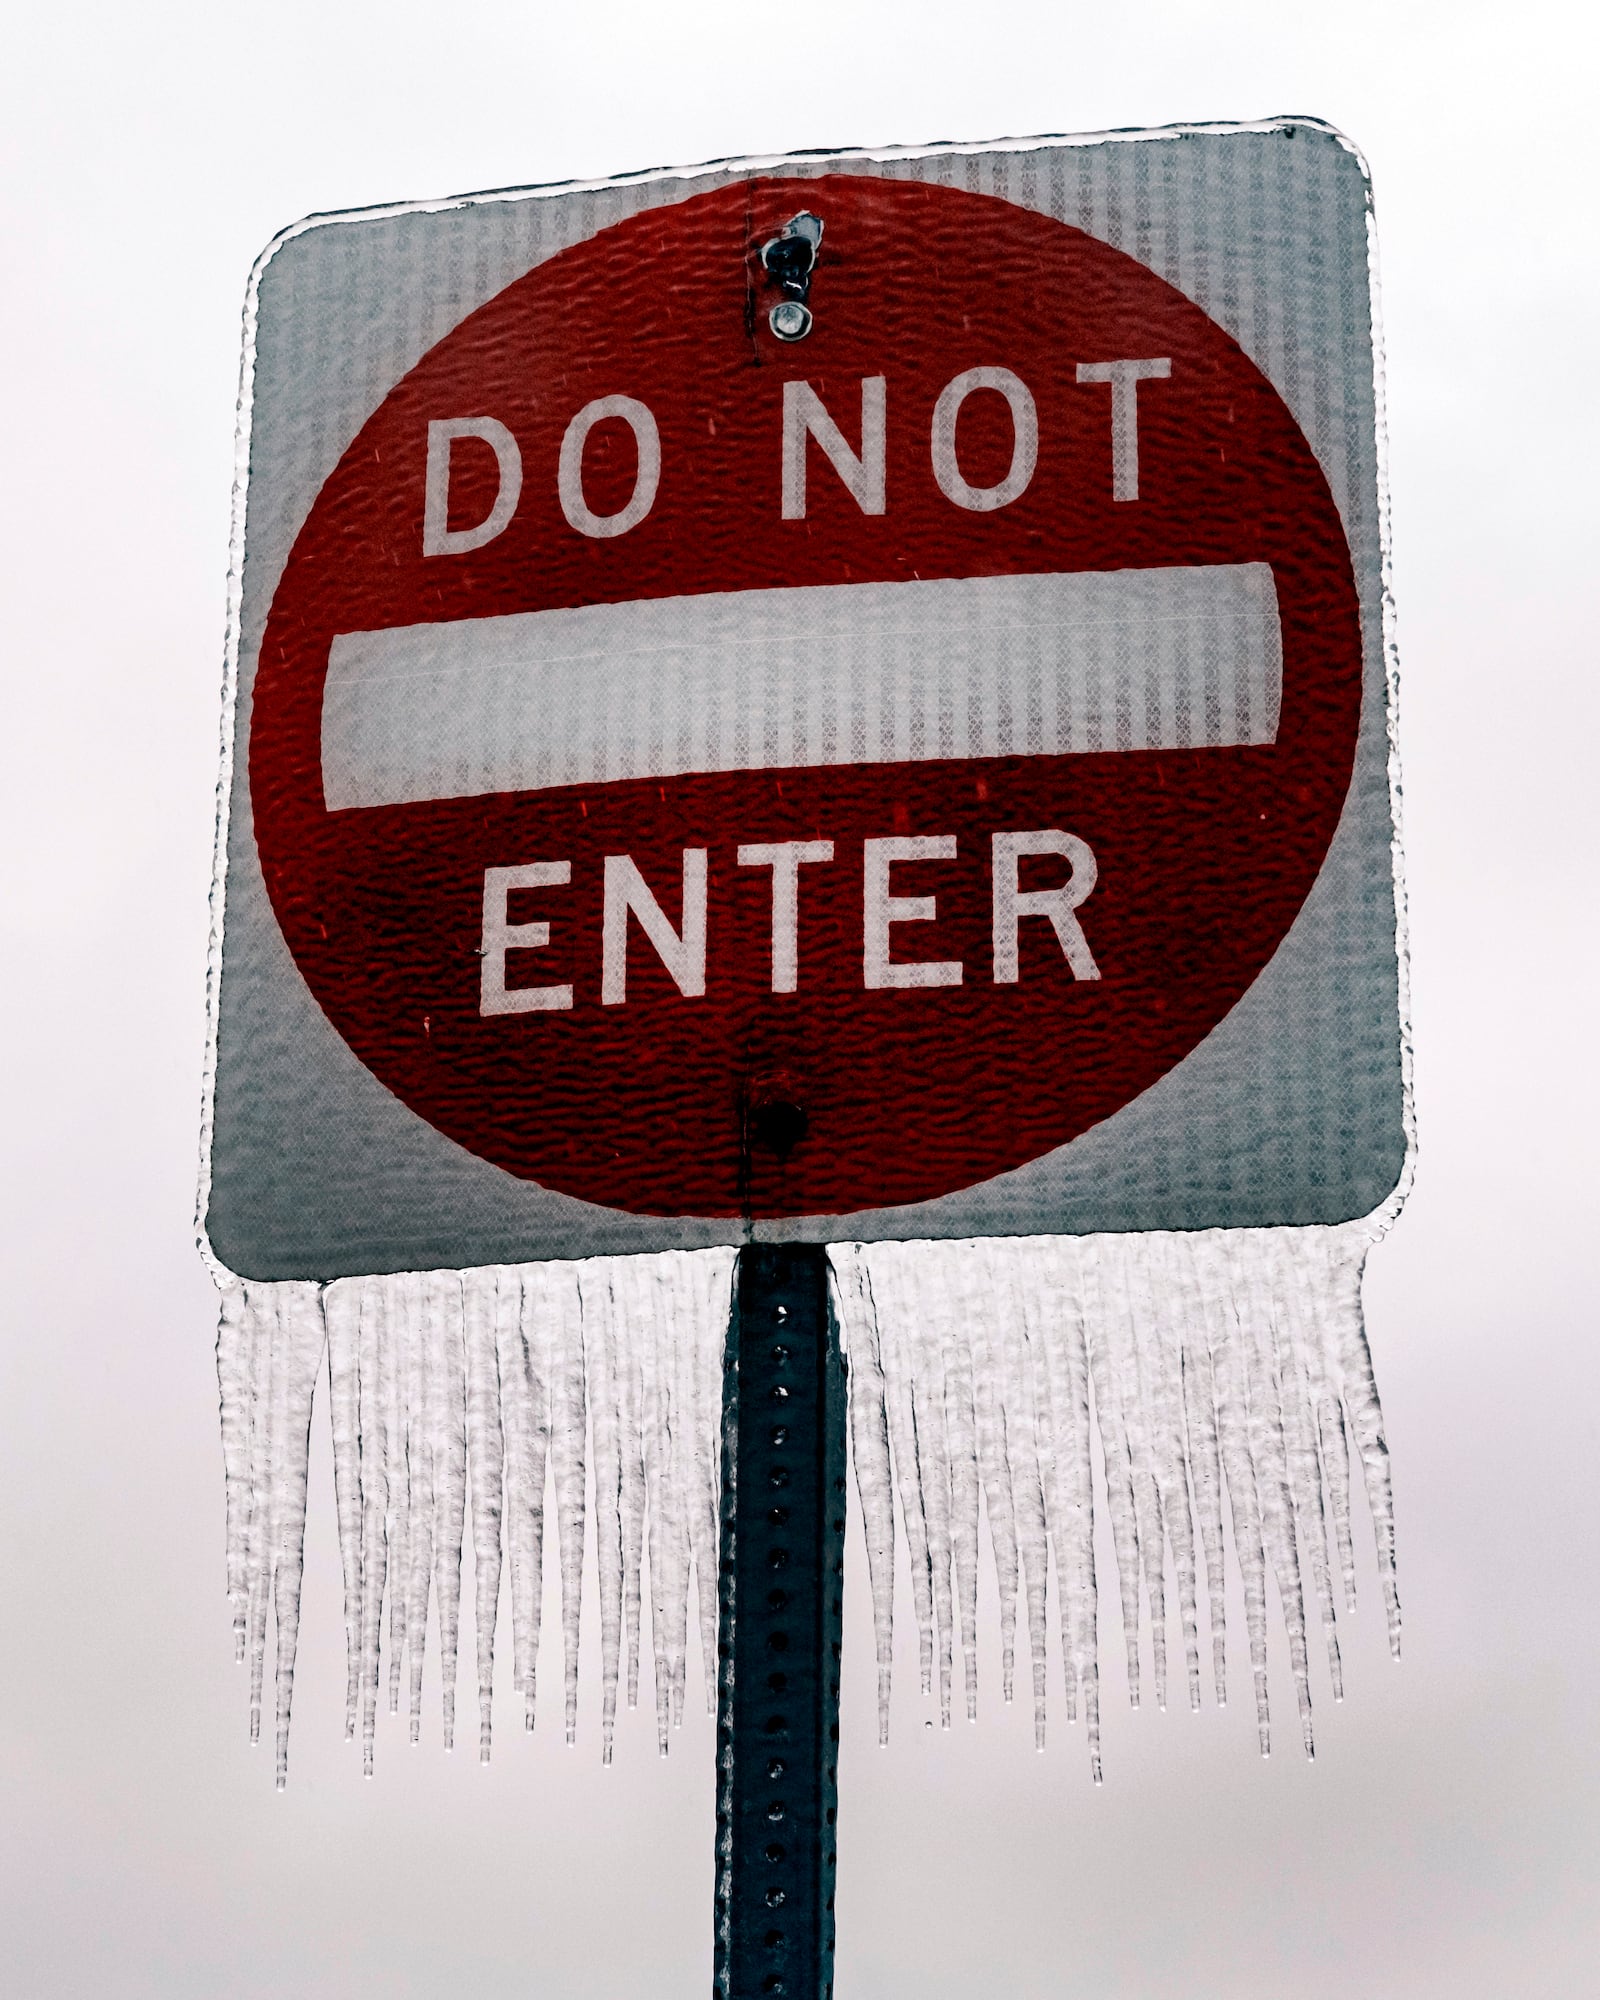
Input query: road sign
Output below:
<box><xmin>207</xmin><ymin>127</ymin><xmax>1405</xmax><ymax>1280</ymax></box>
<box><xmin>204</xmin><ymin>131</ymin><xmax>1409</xmax><ymax>1992</ymax></box>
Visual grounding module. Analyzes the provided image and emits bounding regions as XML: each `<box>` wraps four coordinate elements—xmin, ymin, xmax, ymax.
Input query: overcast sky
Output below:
<box><xmin>2</xmin><ymin>4</ymin><xmax>1597</xmax><ymax>1996</ymax></box>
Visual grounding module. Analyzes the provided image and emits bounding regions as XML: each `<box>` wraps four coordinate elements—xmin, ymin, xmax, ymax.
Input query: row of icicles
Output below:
<box><xmin>214</xmin><ymin>1227</ymin><xmax>1398</xmax><ymax>1788</ymax></box>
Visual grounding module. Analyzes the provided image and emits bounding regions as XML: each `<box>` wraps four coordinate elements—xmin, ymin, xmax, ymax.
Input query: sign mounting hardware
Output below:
<box><xmin>760</xmin><ymin>210</ymin><xmax>824</xmax><ymax>341</ymax></box>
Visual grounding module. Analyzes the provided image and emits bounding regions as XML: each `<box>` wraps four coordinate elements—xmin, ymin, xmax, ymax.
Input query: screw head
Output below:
<box><xmin>768</xmin><ymin>300</ymin><xmax>813</xmax><ymax>342</ymax></box>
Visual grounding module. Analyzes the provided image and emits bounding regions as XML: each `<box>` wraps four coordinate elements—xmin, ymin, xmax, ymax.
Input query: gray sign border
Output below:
<box><xmin>199</xmin><ymin>118</ymin><xmax>1414</xmax><ymax>1282</ymax></box>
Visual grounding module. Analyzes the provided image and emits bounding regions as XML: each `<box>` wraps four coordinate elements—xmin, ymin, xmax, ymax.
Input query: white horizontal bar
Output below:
<box><xmin>321</xmin><ymin>563</ymin><xmax>1281</xmax><ymax>812</ymax></box>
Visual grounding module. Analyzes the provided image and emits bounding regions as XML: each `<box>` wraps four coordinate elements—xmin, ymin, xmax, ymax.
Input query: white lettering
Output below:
<box><xmin>1075</xmin><ymin>358</ymin><xmax>1171</xmax><ymax>501</ymax></box>
<box><xmin>558</xmin><ymin>395</ymin><xmax>661</xmax><ymax>539</ymax></box>
<box><xmin>863</xmin><ymin>835</ymin><xmax>962</xmax><ymax>990</ymax></box>
<box><xmin>601</xmin><ymin>850</ymin><xmax>708</xmax><ymax>1004</ymax></box>
<box><xmin>736</xmin><ymin>841</ymin><xmax>835</xmax><ymax>992</ymax></box>
<box><xmin>930</xmin><ymin>367</ymin><xmax>1038</xmax><ymax>512</ymax></box>
<box><xmin>423</xmin><ymin>417</ymin><xmax>523</xmax><ymax>557</ymax></box>
<box><xmin>480</xmin><ymin>861</ymin><xmax>572</xmax><ymax>1014</ymax></box>
<box><xmin>991</xmin><ymin>830</ymin><xmax>1100</xmax><ymax>982</ymax></box>
<box><xmin>782</xmin><ymin>377</ymin><xmax>887</xmax><ymax>519</ymax></box>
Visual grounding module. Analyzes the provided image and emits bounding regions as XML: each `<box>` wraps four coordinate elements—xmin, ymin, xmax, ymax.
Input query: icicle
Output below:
<box><xmin>214</xmin><ymin>1284</ymin><xmax>253</xmax><ymax>1665</ymax></box>
<box><xmin>662</xmin><ymin>1261</ymin><xmax>698</xmax><ymax>1737</ymax></box>
<box><xmin>1295</xmin><ymin>1240</ymin><xmax>1360</xmax><ymax>1621</ymax></box>
<box><xmin>631</xmin><ymin>1259</ymin><xmax>682</xmax><ymax>1754</ymax></box>
<box><xmin>1193</xmin><ymin>1231</ymin><xmax>1275</xmax><ymax>1753</ymax></box>
<box><xmin>939</xmin><ymin>1248</ymin><xmax>982</xmax><ymax>1723</ymax></box>
<box><xmin>268</xmin><ymin>1286</ymin><xmax>327</xmax><ymax>1789</ymax></box>
<box><xmin>1021</xmin><ymin>1242</ymin><xmax>1100</xmax><ymax>1779</ymax></box>
<box><xmin>688</xmin><ymin>1253</ymin><xmax>733</xmax><ymax>1715</ymax></box>
<box><xmin>615</xmin><ymin>1268</ymin><xmax>648</xmax><ymax>1718</ymax></box>
<box><xmin>405</xmin><ymin>1276</ymin><xmax>439</xmax><ymax>1745</ymax></box>
<box><xmin>241</xmin><ymin>1254</ymin><xmax>727</xmax><ymax>1781</ymax></box>
<box><xmin>384</xmin><ymin>1274</ymin><xmax>414</xmax><ymax>1720</ymax></box>
<box><xmin>1078</xmin><ymin>1242</ymin><xmax>1148</xmax><ymax>1710</ymax></box>
<box><xmin>579</xmin><ymin>1261</ymin><xmax>625</xmax><ymax>1764</ymax></box>
<box><xmin>1126</xmin><ymin>1244</ymin><xmax>1204</xmax><ymax>1714</ymax></box>
<box><xmin>539</xmin><ymin>1263</ymin><xmax>587</xmax><ymax>1746</ymax></box>
<box><xmin>965</xmin><ymin>1245</ymin><xmax>1022</xmax><ymax>1717</ymax></box>
<box><xmin>1268</xmin><ymin>1235</ymin><xmax>1345</xmax><ymax>1699</ymax></box>
<box><xmin>615</xmin><ymin>1250</ymin><xmax>732</xmax><ymax>1755</ymax></box>
<box><xmin>1320</xmin><ymin>1230</ymin><xmax>1402</xmax><ymax>1658</ymax></box>
<box><xmin>323</xmin><ymin>1280</ymin><xmax>364</xmax><ymax>1740</ymax></box>
<box><xmin>830</xmin><ymin>1246</ymin><xmax>896</xmax><ymax>1744</ymax></box>
<box><xmin>431</xmin><ymin>1275</ymin><xmax>468</xmax><ymax>1751</ymax></box>
<box><xmin>500</xmin><ymin>1268</ymin><xmax>549</xmax><ymax>1734</ymax></box>
<box><xmin>1108</xmin><ymin>1240</ymin><xmax>1176</xmax><ymax>1712</ymax></box>
<box><xmin>896</xmin><ymin>1247</ymin><xmax>958</xmax><ymax>1729</ymax></box>
<box><xmin>991</xmin><ymin>1249</ymin><xmax>1052</xmax><ymax>1752</ymax></box>
<box><xmin>678</xmin><ymin>1252</ymin><xmax>730</xmax><ymax>1728</ymax></box>
<box><xmin>869</xmin><ymin>1249</ymin><xmax>937</xmax><ymax>1701</ymax></box>
<box><xmin>840</xmin><ymin>1226</ymin><xmax>1397</xmax><ymax>1781</ymax></box>
<box><xmin>1163</xmin><ymin>1238</ymin><xmax>1230</xmax><ymax>1709</ymax></box>
<box><xmin>462</xmin><ymin>1268</ymin><xmax>504</xmax><ymax>1764</ymax></box>
<box><xmin>226</xmin><ymin>1282</ymin><xmax>325</xmax><ymax>1789</ymax></box>
<box><xmin>1058</xmin><ymin>1259</ymin><xmax>1102</xmax><ymax>1781</ymax></box>
<box><xmin>216</xmin><ymin>1233</ymin><xmax>1392</xmax><ymax>1788</ymax></box>
<box><xmin>355</xmin><ymin>1278</ymin><xmax>389</xmax><ymax>1774</ymax></box>
<box><xmin>1225</xmin><ymin>1239</ymin><xmax>1317</xmax><ymax>1758</ymax></box>
<box><xmin>240</xmin><ymin>1283</ymin><xmax>278</xmax><ymax>1753</ymax></box>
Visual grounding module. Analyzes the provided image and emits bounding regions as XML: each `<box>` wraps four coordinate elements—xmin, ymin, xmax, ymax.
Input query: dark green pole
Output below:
<box><xmin>715</xmin><ymin>1242</ymin><xmax>847</xmax><ymax>2000</ymax></box>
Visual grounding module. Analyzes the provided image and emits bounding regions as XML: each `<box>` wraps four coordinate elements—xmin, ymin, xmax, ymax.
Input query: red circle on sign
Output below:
<box><xmin>252</xmin><ymin>176</ymin><xmax>1363</xmax><ymax>1219</ymax></box>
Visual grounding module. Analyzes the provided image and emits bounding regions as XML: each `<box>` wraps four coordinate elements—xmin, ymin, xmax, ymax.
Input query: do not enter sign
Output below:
<box><xmin>209</xmin><ymin>128</ymin><xmax>1405</xmax><ymax>1275</ymax></box>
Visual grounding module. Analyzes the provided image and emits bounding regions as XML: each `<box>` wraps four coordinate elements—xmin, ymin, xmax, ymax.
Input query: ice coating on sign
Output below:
<box><xmin>829</xmin><ymin>1225</ymin><xmax>1398</xmax><ymax>1779</ymax></box>
<box><xmin>215</xmin><ymin>1229</ymin><xmax>1394</xmax><ymax>1784</ymax></box>
<box><xmin>235</xmin><ymin>169</ymin><xmax>1379</xmax><ymax>1235</ymax></box>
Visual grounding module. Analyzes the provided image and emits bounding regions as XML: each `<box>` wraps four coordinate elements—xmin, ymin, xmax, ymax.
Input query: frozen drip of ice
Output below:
<box><xmin>215</xmin><ymin>1281</ymin><xmax>327</xmax><ymax>1789</ymax></box>
<box><xmin>215</xmin><ymin>1251</ymin><xmax>732</xmax><ymax>1784</ymax></box>
<box><xmin>829</xmin><ymin>1225</ymin><xmax>1398</xmax><ymax>1780</ymax></box>
<box><xmin>213</xmin><ymin>1227</ymin><xmax>1395</xmax><ymax>1785</ymax></box>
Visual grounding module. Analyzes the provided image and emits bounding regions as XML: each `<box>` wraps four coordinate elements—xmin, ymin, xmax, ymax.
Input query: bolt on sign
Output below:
<box><xmin>203</xmin><ymin>118</ymin><xmax>1411</xmax><ymax>1991</ymax></box>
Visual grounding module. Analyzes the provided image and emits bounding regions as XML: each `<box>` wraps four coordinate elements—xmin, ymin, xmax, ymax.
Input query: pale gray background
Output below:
<box><xmin>2</xmin><ymin>4</ymin><xmax>1596</xmax><ymax>1997</ymax></box>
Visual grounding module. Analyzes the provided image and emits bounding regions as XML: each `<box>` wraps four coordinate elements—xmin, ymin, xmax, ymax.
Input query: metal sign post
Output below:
<box><xmin>717</xmin><ymin>1243</ymin><xmax>845</xmax><ymax>2000</ymax></box>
